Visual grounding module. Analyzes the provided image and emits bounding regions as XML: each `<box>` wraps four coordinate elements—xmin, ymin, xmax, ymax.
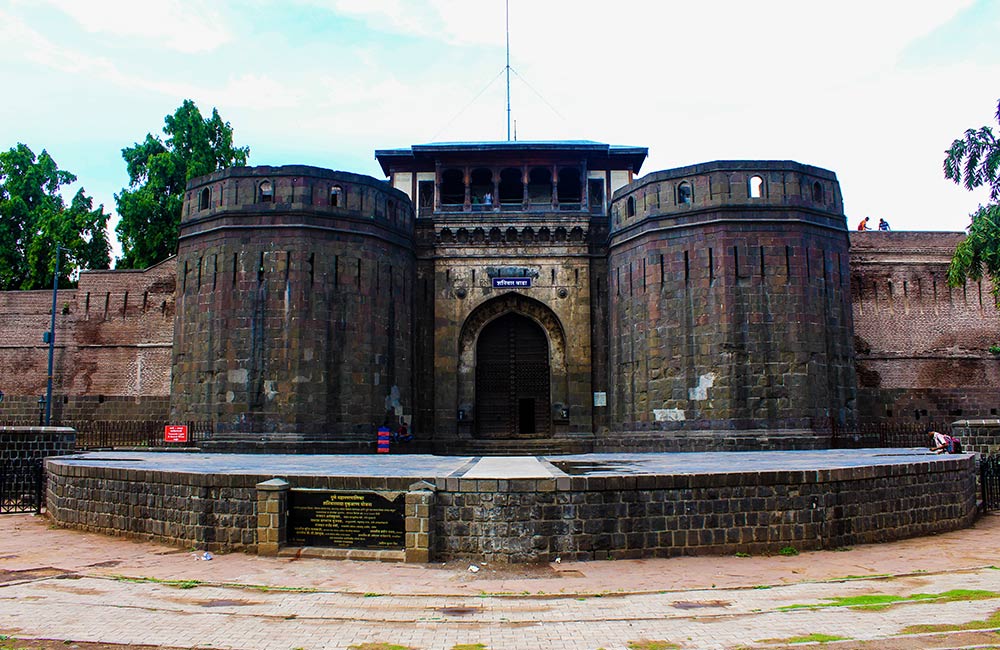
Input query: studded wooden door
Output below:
<box><xmin>475</xmin><ymin>313</ymin><xmax>551</xmax><ymax>438</ymax></box>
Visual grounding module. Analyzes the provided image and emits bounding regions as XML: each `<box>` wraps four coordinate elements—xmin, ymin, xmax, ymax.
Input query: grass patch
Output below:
<box><xmin>779</xmin><ymin>589</ymin><xmax>1000</xmax><ymax>612</ymax></box>
<box><xmin>778</xmin><ymin>546</ymin><xmax>799</xmax><ymax>556</ymax></box>
<box><xmin>110</xmin><ymin>575</ymin><xmax>202</xmax><ymax>590</ymax></box>
<box><xmin>347</xmin><ymin>644</ymin><xmax>415</xmax><ymax>650</ymax></box>
<box><xmin>107</xmin><ymin>574</ymin><xmax>315</xmax><ymax>593</ymax></box>
<box><xmin>735</xmin><ymin>552</ymin><xmax>751</xmax><ymax>558</ymax></box>
<box><xmin>901</xmin><ymin>607</ymin><xmax>1000</xmax><ymax>634</ymax></box>
<box><xmin>758</xmin><ymin>633</ymin><xmax>849</xmax><ymax>644</ymax></box>
<box><xmin>452</xmin><ymin>645</ymin><xmax>487</xmax><ymax>650</ymax></box>
<box><xmin>627</xmin><ymin>641</ymin><xmax>680</xmax><ymax>650</ymax></box>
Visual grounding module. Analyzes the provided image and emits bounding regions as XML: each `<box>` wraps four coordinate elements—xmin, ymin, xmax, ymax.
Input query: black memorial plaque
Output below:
<box><xmin>287</xmin><ymin>490</ymin><xmax>405</xmax><ymax>549</ymax></box>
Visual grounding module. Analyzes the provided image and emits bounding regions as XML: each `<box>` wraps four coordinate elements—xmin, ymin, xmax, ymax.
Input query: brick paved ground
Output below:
<box><xmin>2</xmin><ymin>513</ymin><xmax>999</xmax><ymax>650</ymax></box>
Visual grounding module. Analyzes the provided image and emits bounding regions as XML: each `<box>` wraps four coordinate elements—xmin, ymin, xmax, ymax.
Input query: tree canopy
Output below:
<box><xmin>115</xmin><ymin>100</ymin><xmax>249</xmax><ymax>269</ymax></box>
<box><xmin>944</xmin><ymin>98</ymin><xmax>1000</xmax><ymax>308</ymax></box>
<box><xmin>0</xmin><ymin>143</ymin><xmax>111</xmax><ymax>291</ymax></box>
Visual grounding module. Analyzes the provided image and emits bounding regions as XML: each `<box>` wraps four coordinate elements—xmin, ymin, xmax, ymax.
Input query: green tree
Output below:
<box><xmin>0</xmin><ymin>143</ymin><xmax>111</xmax><ymax>290</ymax></box>
<box><xmin>115</xmin><ymin>100</ymin><xmax>249</xmax><ymax>269</ymax></box>
<box><xmin>944</xmin><ymin>98</ymin><xmax>1000</xmax><ymax>308</ymax></box>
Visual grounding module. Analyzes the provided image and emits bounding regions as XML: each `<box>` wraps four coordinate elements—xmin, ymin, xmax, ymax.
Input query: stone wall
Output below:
<box><xmin>0</xmin><ymin>426</ymin><xmax>76</xmax><ymax>463</ymax></box>
<box><xmin>605</xmin><ymin>162</ymin><xmax>855</xmax><ymax>443</ymax></box>
<box><xmin>851</xmin><ymin>231</ymin><xmax>1000</xmax><ymax>426</ymax></box>
<box><xmin>951</xmin><ymin>419</ymin><xmax>1000</xmax><ymax>455</ymax></box>
<box><xmin>433</xmin><ymin>458</ymin><xmax>976</xmax><ymax>563</ymax></box>
<box><xmin>172</xmin><ymin>166</ymin><xmax>415</xmax><ymax>440</ymax></box>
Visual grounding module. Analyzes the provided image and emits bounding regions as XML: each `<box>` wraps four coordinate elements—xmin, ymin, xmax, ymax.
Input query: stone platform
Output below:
<box><xmin>45</xmin><ymin>449</ymin><xmax>977</xmax><ymax>563</ymax></box>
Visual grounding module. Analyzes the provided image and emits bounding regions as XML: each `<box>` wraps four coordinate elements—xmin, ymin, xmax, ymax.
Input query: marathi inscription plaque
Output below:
<box><xmin>288</xmin><ymin>490</ymin><xmax>405</xmax><ymax>549</ymax></box>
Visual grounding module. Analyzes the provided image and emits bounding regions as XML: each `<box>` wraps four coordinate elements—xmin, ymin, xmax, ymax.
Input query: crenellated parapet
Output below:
<box><xmin>182</xmin><ymin>165</ymin><xmax>414</xmax><ymax>243</ymax></box>
<box><xmin>610</xmin><ymin>160</ymin><xmax>844</xmax><ymax>235</ymax></box>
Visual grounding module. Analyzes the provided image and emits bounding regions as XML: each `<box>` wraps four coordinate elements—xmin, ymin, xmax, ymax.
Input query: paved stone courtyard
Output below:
<box><xmin>2</xmin><ymin>511</ymin><xmax>999</xmax><ymax>650</ymax></box>
<box><xmin>52</xmin><ymin>448</ymin><xmax>957</xmax><ymax>477</ymax></box>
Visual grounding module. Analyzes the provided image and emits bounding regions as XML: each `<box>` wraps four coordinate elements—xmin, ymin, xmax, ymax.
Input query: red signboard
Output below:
<box><xmin>164</xmin><ymin>425</ymin><xmax>188</xmax><ymax>443</ymax></box>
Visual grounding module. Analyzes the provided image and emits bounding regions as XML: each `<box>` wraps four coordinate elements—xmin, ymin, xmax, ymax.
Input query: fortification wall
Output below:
<box><xmin>851</xmin><ymin>231</ymin><xmax>1000</xmax><ymax>425</ymax></box>
<box><xmin>171</xmin><ymin>166</ymin><xmax>415</xmax><ymax>439</ymax></box>
<box><xmin>0</xmin><ymin>261</ymin><xmax>175</xmax><ymax>424</ymax></box>
<box><xmin>604</xmin><ymin>161</ymin><xmax>855</xmax><ymax>443</ymax></box>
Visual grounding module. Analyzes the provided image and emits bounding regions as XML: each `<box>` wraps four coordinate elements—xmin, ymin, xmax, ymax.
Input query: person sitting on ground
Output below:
<box><xmin>878</xmin><ymin>218</ymin><xmax>891</xmax><ymax>231</ymax></box>
<box><xmin>857</xmin><ymin>216</ymin><xmax>870</xmax><ymax>231</ymax></box>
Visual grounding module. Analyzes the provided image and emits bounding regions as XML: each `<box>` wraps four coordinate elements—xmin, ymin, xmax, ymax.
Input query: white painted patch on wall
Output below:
<box><xmin>292</xmin><ymin>375</ymin><xmax>309</xmax><ymax>383</ymax></box>
<box><xmin>264</xmin><ymin>380</ymin><xmax>278</xmax><ymax>401</ymax></box>
<box><xmin>384</xmin><ymin>385</ymin><xmax>402</xmax><ymax>415</ymax></box>
<box><xmin>689</xmin><ymin>373</ymin><xmax>716</xmax><ymax>400</ymax></box>
<box><xmin>653</xmin><ymin>408</ymin><xmax>686</xmax><ymax>422</ymax></box>
<box><xmin>228</xmin><ymin>368</ymin><xmax>248</xmax><ymax>383</ymax></box>
<box><xmin>226</xmin><ymin>390</ymin><xmax>235</xmax><ymax>403</ymax></box>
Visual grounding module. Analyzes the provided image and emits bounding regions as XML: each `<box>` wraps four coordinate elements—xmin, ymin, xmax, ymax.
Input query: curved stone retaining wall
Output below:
<box><xmin>45</xmin><ymin>451</ymin><xmax>976</xmax><ymax>563</ymax></box>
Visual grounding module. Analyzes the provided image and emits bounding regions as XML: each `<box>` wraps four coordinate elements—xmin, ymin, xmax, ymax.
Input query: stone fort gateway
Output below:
<box><xmin>1</xmin><ymin>139</ymin><xmax>998</xmax><ymax>453</ymax></box>
<box><xmin>2</xmin><ymin>139</ymin><xmax>998</xmax><ymax>562</ymax></box>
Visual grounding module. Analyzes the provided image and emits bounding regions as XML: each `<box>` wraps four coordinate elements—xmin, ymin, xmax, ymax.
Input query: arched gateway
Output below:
<box><xmin>475</xmin><ymin>313</ymin><xmax>550</xmax><ymax>437</ymax></box>
<box><xmin>457</xmin><ymin>294</ymin><xmax>568</xmax><ymax>440</ymax></box>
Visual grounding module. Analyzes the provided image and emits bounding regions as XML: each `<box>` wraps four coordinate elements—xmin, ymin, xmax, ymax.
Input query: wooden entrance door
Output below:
<box><xmin>475</xmin><ymin>313</ymin><xmax>551</xmax><ymax>438</ymax></box>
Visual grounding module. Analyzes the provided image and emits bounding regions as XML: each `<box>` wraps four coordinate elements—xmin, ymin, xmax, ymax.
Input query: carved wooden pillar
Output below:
<box><xmin>434</xmin><ymin>162</ymin><xmax>442</xmax><ymax>212</ymax></box>
<box><xmin>521</xmin><ymin>166</ymin><xmax>529</xmax><ymax>209</ymax></box>
<box><xmin>551</xmin><ymin>164</ymin><xmax>559</xmax><ymax>210</ymax></box>
<box><xmin>492</xmin><ymin>168</ymin><xmax>500</xmax><ymax>212</ymax></box>
<box><xmin>463</xmin><ymin>167</ymin><xmax>471</xmax><ymax>211</ymax></box>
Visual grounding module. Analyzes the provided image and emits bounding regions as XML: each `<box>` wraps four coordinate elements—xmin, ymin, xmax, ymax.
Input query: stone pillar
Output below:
<box><xmin>405</xmin><ymin>480</ymin><xmax>435</xmax><ymax>563</ymax></box>
<box><xmin>256</xmin><ymin>478</ymin><xmax>289</xmax><ymax>556</ymax></box>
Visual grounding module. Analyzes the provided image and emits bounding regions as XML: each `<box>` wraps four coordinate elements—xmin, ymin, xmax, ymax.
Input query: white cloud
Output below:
<box><xmin>39</xmin><ymin>0</ymin><xmax>233</xmax><ymax>53</ymax></box>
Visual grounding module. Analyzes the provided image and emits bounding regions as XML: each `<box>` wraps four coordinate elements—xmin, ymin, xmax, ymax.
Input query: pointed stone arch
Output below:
<box><xmin>457</xmin><ymin>293</ymin><xmax>568</xmax><ymax>438</ymax></box>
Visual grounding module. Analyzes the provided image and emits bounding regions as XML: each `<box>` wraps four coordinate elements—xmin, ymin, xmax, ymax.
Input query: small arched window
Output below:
<box><xmin>199</xmin><ymin>187</ymin><xmax>211</xmax><ymax>210</ymax></box>
<box><xmin>259</xmin><ymin>181</ymin><xmax>273</xmax><ymax>203</ymax></box>
<box><xmin>678</xmin><ymin>181</ymin><xmax>693</xmax><ymax>204</ymax></box>
<box><xmin>626</xmin><ymin>196</ymin><xmax>636</xmax><ymax>217</ymax></box>
<box><xmin>748</xmin><ymin>176</ymin><xmax>764</xmax><ymax>199</ymax></box>
<box><xmin>812</xmin><ymin>181</ymin><xmax>824</xmax><ymax>203</ymax></box>
<box><xmin>330</xmin><ymin>185</ymin><xmax>342</xmax><ymax>207</ymax></box>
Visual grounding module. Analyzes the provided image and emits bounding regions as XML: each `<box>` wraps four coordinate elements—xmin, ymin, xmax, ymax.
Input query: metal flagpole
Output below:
<box><xmin>506</xmin><ymin>0</ymin><xmax>511</xmax><ymax>141</ymax></box>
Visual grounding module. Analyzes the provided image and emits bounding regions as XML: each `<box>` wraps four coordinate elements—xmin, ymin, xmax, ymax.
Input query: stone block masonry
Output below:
<box><xmin>44</xmin><ymin>451</ymin><xmax>977</xmax><ymax>563</ymax></box>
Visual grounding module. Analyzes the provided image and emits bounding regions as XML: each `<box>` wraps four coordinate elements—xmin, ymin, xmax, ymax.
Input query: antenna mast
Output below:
<box><xmin>505</xmin><ymin>0</ymin><xmax>511</xmax><ymax>141</ymax></box>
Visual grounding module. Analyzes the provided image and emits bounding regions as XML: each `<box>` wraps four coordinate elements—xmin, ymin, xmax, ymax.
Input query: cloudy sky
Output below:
<box><xmin>2</xmin><ymin>0</ymin><xmax>998</xmax><ymax>260</ymax></box>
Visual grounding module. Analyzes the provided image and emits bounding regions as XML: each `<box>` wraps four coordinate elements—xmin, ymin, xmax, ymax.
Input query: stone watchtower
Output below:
<box><xmin>605</xmin><ymin>161</ymin><xmax>857</xmax><ymax>450</ymax></box>
<box><xmin>171</xmin><ymin>166</ymin><xmax>414</xmax><ymax>449</ymax></box>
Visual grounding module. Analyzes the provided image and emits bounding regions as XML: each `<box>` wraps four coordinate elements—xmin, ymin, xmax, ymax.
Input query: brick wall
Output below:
<box><xmin>851</xmin><ymin>232</ymin><xmax>1000</xmax><ymax>425</ymax></box>
<box><xmin>0</xmin><ymin>261</ymin><xmax>174</xmax><ymax>424</ymax></box>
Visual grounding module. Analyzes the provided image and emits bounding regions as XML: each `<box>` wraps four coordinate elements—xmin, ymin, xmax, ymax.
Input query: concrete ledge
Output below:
<box><xmin>277</xmin><ymin>547</ymin><xmax>405</xmax><ymax>562</ymax></box>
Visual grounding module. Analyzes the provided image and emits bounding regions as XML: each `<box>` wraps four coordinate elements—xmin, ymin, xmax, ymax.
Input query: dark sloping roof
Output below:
<box><xmin>375</xmin><ymin>140</ymin><xmax>648</xmax><ymax>175</ymax></box>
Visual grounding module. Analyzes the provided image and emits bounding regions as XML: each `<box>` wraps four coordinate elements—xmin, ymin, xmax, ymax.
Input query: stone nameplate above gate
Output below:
<box><xmin>287</xmin><ymin>489</ymin><xmax>405</xmax><ymax>549</ymax></box>
<box><xmin>492</xmin><ymin>277</ymin><xmax>531</xmax><ymax>288</ymax></box>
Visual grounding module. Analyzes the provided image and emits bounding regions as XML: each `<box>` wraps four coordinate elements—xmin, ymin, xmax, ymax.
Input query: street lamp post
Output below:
<box><xmin>44</xmin><ymin>244</ymin><xmax>60</xmax><ymax>426</ymax></box>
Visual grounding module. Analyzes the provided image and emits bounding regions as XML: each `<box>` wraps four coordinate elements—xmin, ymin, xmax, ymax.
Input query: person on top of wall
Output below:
<box><xmin>928</xmin><ymin>430</ymin><xmax>962</xmax><ymax>454</ymax></box>
<box><xmin>878</xmin><ymin>218</ymin><xmax>891</xmax><ymax>231</ymax></box>
<box><xmin>857</xmin><ymin>216</ymin><xmax>871</xmax><ymax>231</ymax></box>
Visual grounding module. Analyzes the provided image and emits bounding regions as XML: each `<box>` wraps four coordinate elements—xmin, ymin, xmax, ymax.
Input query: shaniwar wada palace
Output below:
<box><xmin>0</xmin><ymin>139</ymin><xmax>998</xmax><ymax>455</ymax></box>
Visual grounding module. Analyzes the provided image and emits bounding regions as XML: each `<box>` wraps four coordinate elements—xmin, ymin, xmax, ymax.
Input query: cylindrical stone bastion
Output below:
<box><xmin>606</xmin><ymin>161</ymin><xmax>856</xmax><ymax>450</ymax></box>
<box><xmin>172</xmin><ymin>166</ymin><xmax>415</xmax><ymax>448</ymax></box>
